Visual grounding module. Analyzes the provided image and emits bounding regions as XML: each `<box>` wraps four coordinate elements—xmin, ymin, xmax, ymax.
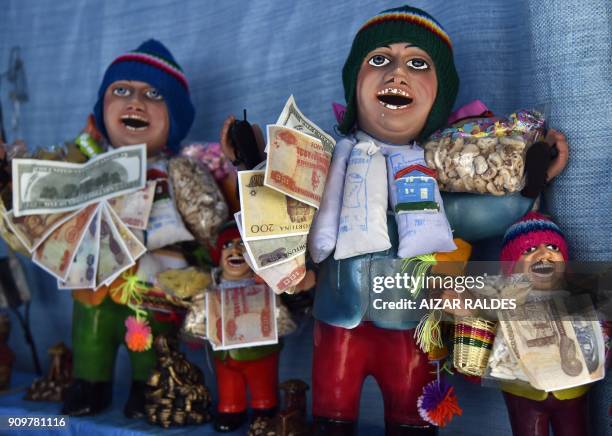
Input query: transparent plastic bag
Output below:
<box><xmin>423</xmin><ymin>110</ymin><xmax>545</xmax><ymax>195</ymax></box>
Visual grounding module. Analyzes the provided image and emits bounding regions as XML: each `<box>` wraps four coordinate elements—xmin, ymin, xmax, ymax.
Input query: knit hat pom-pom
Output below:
<box><xmin>417</xmin><ymin>378</ymin><xmax>462</xmax><ymax>427</ymax></box>
<box><xmin>125</xmin><ymin>315</ymin><xmax>153</xmax><ymax>352</ymax></box>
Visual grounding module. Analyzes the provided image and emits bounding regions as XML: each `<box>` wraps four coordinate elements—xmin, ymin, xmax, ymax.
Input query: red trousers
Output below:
<box><xmin>503</xmin><ymin>392</ymin><xmax>589</xmax><ymax>436</ymax></box>
<box><xmin>313</xmin><ymin>321</ymin><xmax>434</xmax><ymax>425</ymax></box>
<box><xmin>213</xmin><ymin>352</ymin><xmax>279</xmax><ymax>413</ymax></box>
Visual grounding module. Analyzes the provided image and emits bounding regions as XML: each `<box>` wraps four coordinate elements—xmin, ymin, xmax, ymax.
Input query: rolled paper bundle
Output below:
<box><xmin>453</xmin><ymin>317</ymin><xmax>497</xmax><ymax>377</ymax></box>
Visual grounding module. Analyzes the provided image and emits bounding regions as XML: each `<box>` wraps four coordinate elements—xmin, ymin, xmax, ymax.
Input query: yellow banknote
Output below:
<box><xmin>238</xmin><ymin>170</ymin><xmax>314</xmax><ymax>240</ymax></box>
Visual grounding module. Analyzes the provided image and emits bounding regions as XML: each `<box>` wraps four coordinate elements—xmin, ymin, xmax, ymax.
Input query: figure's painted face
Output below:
<box><xmin>356</xmin><ymin>43</ymin><xmax>437</xmax><ymax>144</ymax></box>
<box><xmin>103</xmin><ymin>80</ymin><xmax>169</xmax><ymax>157</ymax></box>
<box><xmin>513</xmin><ymin>243</ymin><xmax>566</xmax><ymax>290</ymax></box>
<box><xmin>220</xmin><ymin>237</ymin><xmax>252</xmax><ymax>280</ymax></box>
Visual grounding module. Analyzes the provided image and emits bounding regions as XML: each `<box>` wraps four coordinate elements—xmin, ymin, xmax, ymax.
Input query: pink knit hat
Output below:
<box><xmin>500</xmin><ymin>211</ymin><xmax>569</xmax><ymax>274</ymax></box>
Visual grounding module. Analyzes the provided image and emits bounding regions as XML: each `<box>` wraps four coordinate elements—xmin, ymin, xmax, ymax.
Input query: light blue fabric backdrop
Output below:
<box><xmin>1</xmin><ymin>1</ymin><xmax>610</xmax><ymax>434</ymax></box>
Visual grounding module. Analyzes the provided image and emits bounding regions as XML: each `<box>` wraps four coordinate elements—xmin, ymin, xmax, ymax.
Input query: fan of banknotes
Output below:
<box><xmin>0</xmin><ymin>144</ymin><xmax>155</xmax><ymax>290</ymax></box>
<box><xmin>235</xmin><ymin>96</ymin><xmax>335</xmax><ymax>293</ymax></box>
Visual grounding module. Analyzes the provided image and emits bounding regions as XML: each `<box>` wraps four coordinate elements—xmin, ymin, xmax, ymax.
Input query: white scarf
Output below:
<box><xmin>309</xmin><ymin>130</ymin><xmax>456</xmax><ymax>262</ymax></box>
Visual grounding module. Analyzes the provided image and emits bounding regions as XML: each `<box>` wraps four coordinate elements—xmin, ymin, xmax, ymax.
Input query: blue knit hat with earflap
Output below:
<box><xmin>93</xmin><ymin>39</ymin><xmax>194</xmax><ymax>154</ymax></box>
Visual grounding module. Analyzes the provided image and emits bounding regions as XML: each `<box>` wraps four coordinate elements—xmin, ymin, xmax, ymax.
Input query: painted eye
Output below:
<box><xmin>145</xmin><ymin>88</ymin><xmax>163</xmax><ymax>101</ymax></box>
<box><xmin>523</xmin><ymin>246</ymin><xmax>538</xmax><ymax>255</ymax></box>
<box><xmin>407</xmin><ymin>58</ymin><xmax>429</xmax><ymax>70</ymax></box>
<box><xmin>112</xmin><ymin>87</ymin><xmax>130</xmax><ymax>97</ymax></box>
<box><xmin>368</xmin><ymin>55</ymin><xmax>390</xmax><ymax>67</ymax></box>
<box><xmin>546</xmin><ymin>244</ymin><xmax>560</xmax><ymax>252</ymax></box>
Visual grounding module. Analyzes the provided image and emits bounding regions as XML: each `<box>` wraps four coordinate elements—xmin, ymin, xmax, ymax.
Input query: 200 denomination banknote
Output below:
<box><xmin>234</xmin><ymin>209</ymin><xmax>307</xmax><ymax>272</ymax></box>
<box><xmin>12</xmin><ymin>144</ymin><xmax>147</xmax><ymax>216</ymax></box>
<box><xmin>265</xmin><ymin>125</ymin><xmax>331</xmax><ymax>208</ymax></box>
<box><xmin>238</xmin><ymin>170</ymin><xmax>314</xmax><ymax>240</ymax></box>
<box><xmin>274</xmin><ymin>95</ymin><xmax>335</xmax><ymax>155</ymax></box>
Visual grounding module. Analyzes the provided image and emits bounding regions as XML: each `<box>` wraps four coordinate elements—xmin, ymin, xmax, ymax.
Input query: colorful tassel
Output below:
<box><xmin>417</xmin><ymin>377</ymin><xmax>462</xmax><ymax>427</ymax></box>
<box><xmin>112</xmin><ymin>271</ymin><xmax>149</xmax><ymax>319</ymax></box>
<box><xmin>400</xmin><ymin>253</ymin><xmax>436</xmax><ymax>298</ymax></box>
<box><xmin>125</xmin><ymin>315</ymin><xmax>153</xmax><ymax>352</ymax></box>
<box><xmin>414</xmin><ymin>310</ymin><xmax>443</xmax><ymax>354</ymax></box>
<box><xmin>113</xmin><ymin>272</ymin><xmax>153</xmax><ymax>352</ymax></box>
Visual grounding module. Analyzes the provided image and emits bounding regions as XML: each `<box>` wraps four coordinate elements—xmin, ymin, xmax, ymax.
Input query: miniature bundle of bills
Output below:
<box><xmin>235</xmin><ymin>208</ymin><xmax>308</xmax><ymax>294</ymax></box>
<box><xmin>0</xmin><ymin>144</ymin><xmax>156</xmax><ymax>290</ymax></box>
<box><xmin>496</xmin><ymin>295</ymin><xmax>605</xmax><ymax>392</ymax></box>
<box><xmin>206</xmin><ymin>282</ymin><xmax>278</xmax><ymax>350</ymax></box>
<box><xmin>236</xmin><ymin>96</ymin><xmax>335</xmax><ymax>293</ymax></box>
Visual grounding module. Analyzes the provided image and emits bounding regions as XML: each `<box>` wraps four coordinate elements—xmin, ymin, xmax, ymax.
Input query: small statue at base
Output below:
<box><xmin>145</xmin><ymin>334</ymin><xmax>212</xmax><ymax>428</ymax></box>
<box><xmin>248</xmin><ymin>379</ymin><xmax>310</xmax><ymax>436</ymax></box>
<box><xmin>24</xmin><ymin>342</ymin><xmax>72</xmax><ymax>401</ymax></box>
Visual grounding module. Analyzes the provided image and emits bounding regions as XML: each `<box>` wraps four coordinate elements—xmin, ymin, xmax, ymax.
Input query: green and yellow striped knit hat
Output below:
<box><xmin>339</xmin><ymin>5</ymin><xmax>459</xmax><ymax>142</ymax></box>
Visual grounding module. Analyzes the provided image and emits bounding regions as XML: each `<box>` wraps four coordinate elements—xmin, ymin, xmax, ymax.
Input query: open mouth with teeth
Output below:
<box><xmin>377</xmin><ymin>88</ymin><xmax>413</xmax><ymax>110</ymax></box>
<box><xmin>121</xmin><ymin>115</ymin><xmax>150</xmax><ymax>131</ymax></box>
<box><xmin>226</xmin><ymin>254</ymin><xmax>246</xmax><ymax>268</ymax></box>
<box><xmin>529</xmin><ymin>260</ymin><xmax>556</xmax><ymax>277</ymax></box>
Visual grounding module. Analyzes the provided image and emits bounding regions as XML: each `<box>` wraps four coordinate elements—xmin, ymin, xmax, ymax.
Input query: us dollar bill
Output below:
<box><xmin>273</xmin><ymin>95</ymin><xmax>335</xmax><ymax>155</ymax></box>
<box><xmin>12</xmin><ymin>143</ymin><xmax>146</xmax><ymax>216</ymax></box>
